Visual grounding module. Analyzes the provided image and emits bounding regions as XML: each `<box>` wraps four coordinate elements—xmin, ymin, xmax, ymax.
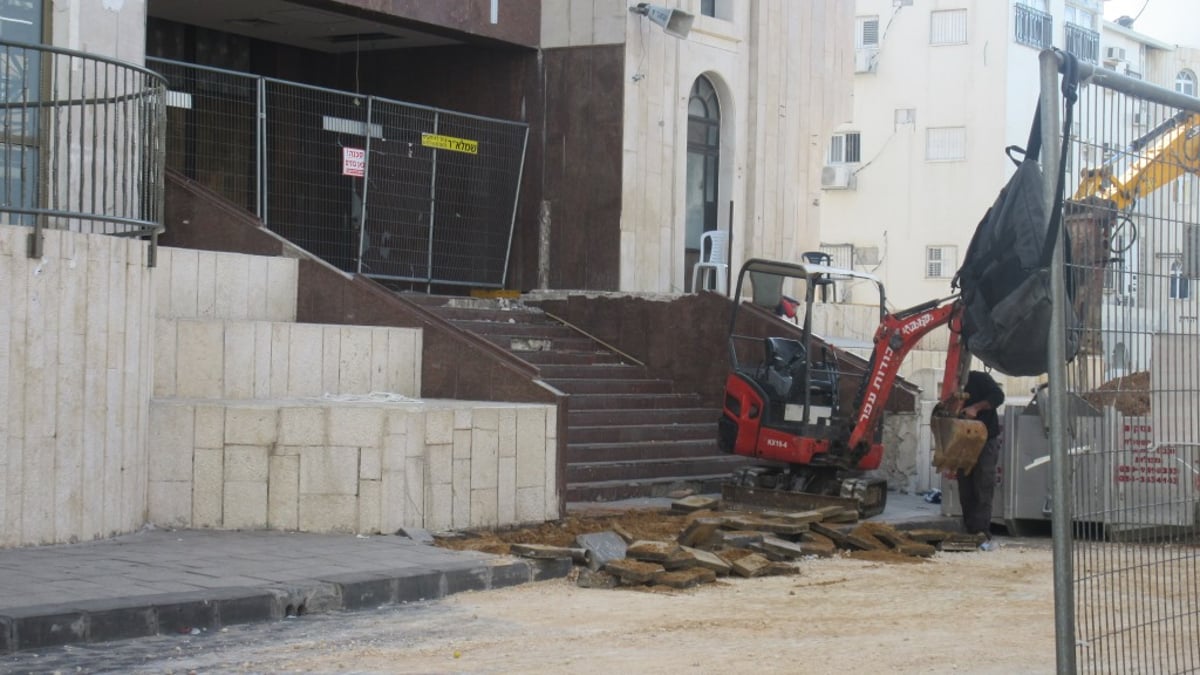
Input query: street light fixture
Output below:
<box><xmin>629</xmin><ymin>3</ymin><xmax>694</xmax><ymax>40</ymax></box>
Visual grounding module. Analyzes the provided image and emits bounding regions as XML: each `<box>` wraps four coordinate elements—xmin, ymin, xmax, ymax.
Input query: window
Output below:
<box><xmin>926</xmin><ymin>246</ymin><xmax>957</xmax><ymax>278</ymax></box>
<box><xmin>1065</xmin><ymin>2</ymin><xmax>1098</xmax><ymax>31</ymax></box>
<box><xmin>926</xmin><ymin>127</ymin><xmax>966</xmax><ymax>161</ymax></box>
<box><xmin>930</xmin><ymin>9</ymin><xmax>967</xmax><ymax>45</ymax></box>
<box><xmin>0</xmin><ymin>0</ymin><xmax>44</xmax><ymax>226</ymax></box>
<box><xmin>1014</xmin><ymin>2</ymin><xmax>1052</xmax><ymax>49</ymax></box>
<box><xmin>1176</xmin><ymin>70</ymin><xmax>1197</xmax><ymax>97</ymax></box>
<box><xmin>828</xmin><ymin>132</ymin><xmax>861</xmax><ymax>164</ymax></box>
<box><xmin>856</xmin><ymin>16</ymin><xmax>879</xmax><ymax>49</ymax></box>
<box><xmin>700</xmin><ymin>0</ymin><xmax>715</xmax><ymax>17</ymax></box>
<box><xmin>1170</xmin><ymin>262</ymin><xmax>1191</xmax><ymax>300</ymax></box>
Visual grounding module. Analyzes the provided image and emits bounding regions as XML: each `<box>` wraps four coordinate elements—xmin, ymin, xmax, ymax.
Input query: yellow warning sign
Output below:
<box><xmin>421</xmin><ymin>133</ymin><xmax>478</xmax><ymax>155</ymax></box>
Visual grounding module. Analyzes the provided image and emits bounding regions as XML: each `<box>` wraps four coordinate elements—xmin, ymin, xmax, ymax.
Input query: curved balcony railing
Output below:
<box><xmin>0</xmin><ymin>39</ymin><xmax>167</xmax><ymax>261</ymax></box>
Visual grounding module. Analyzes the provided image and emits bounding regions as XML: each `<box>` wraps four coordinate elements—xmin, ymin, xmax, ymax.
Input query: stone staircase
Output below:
<box><xmin>401</xmin><ymin>295</ymin><xmax>748</xmax><ymax>502</ymax></box>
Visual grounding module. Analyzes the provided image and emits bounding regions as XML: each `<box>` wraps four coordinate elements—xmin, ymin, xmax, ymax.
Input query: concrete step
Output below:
<box><xmin>483</xmin><ymin>334</ymin><xmax>600</xmax><ymax>353</ymax></box>
<box><xmin>566</xmin><ymin>438</ymin><xmax>721</xmax><ymax>463</ymax></box>
<box><xmin>567</xmin><ymin>393</ymin><xmax>704</xmax><ymax>410</ymax></box>
<box><xmin>567</xmin><ymin>421</ymin><xmax>715</xmax><ymax>444</ymax></box>
<box><xmin>568</xmin><ymin>407</ymin><xmax>718</xmax><ymax>426</ymax></box>
<box><xmin>522</xmin><ymin>350</ymin><xmax>625</xmax><ymax>366</ymax></box>
<box><xmin>544</xmin><ymin>378</ymin><xmax>674</xmax><ymax>395</ymax></box>
<box><xmin>536</xmin><ymin>363</ymin><xmax>648</xmax><ymax>379</ymax></box>
<box><xmin>448</xmin><ymin>319</ymin><xmax>580</xmax><ymax>338</ymax></box>
<box><xmin>566</xmin><ymin>455</ymin><xmax>749</xmax><ymax>484</ymax></box>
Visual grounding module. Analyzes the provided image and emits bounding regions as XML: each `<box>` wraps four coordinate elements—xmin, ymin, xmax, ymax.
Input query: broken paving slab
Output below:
<box><xmin>671</xmin><ymin>495</ymin><xmax>719</xmax><ymax>513</ymax></box>
<box><xmin>730</xmin><ymin>553</ymin><xmax>774</xmax><ymax>578</ymax></box>
<box><xmin>604</xmin><ymin>559</ymin><xmax>663</xmax><ymax>585</ymax></box>
<box><xmin>510</xmin><ymin>543</ymin><xmax>586</xmax><ymax>561</ymax></box>
<box><xmin>798</xmin><ymin>540</ymin><xmax>836</xmax><ymax>557</ymax></box>
<box><xmin>576</xmin><ymin>569</ymin><xmax>618</xmax><ymax>589</ymax></box>
<box><xmin>679</xmin><ymin>547</ymin><xmax>732</xmax><ymax>576</ymax></box>
<box><xmin>940</xmin><ymin>533</ymin><xmax>988</xmax><ymax>552</ymax></box>
<box><xmin>653</xmin><ymin>567</ymin><xmax>717</xmax><ymax>589</ymax></box>
<box><xmin>626</xmin><ymin>540</ymin><xmax>682</xmax><ymax>563</ymax></box>
<box><xmin>756</xmin><ymin>535</ymin><xmax>806</xmax><ymax>560</ymax></box>
<box><xmin>720</xmin><ymin>530</ymin><xmax>765</xmax><ymax>547</ymax></box>
<box><xmin>677</xmin><ymin>518</ymin><xmax>723</xmax><ymax>548</ymax></box>
<box><xmin>719</xmin><ymin>515</ymin><xmax>809</xmax><ymax>536</ymax></box>
<box><xmin>575</xmin><ymin>532</ymin><xmax>628</xmax><ymax>571</ymax></box>
<box><xmin>896</xmin><ymin>542</ymin><xmax>937</xmax><ymax>558</ymax></box>
<box><xmin>903</xmin><ymin>528</ymin><xmax>954</xmax><ymax>544</ymax></box>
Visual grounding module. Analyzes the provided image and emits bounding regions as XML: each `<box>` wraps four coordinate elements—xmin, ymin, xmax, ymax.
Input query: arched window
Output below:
<box><xmin>1176</xmin><ymin>70</ymin><xmax>1196</xmax><ymax>97</ymax></box>
<box><xmin>1170</xmin><ymin>261</ymin><xmax>1190</xmax><ymax>300</ymax></box>
<box><xmin>685</xmin><ymin>76</ymin><xmax>721</xmax><ymax>290</ymax></box>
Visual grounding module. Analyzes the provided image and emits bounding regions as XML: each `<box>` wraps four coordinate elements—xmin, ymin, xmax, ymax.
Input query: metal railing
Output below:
<box><xmin>1066</xmin><ymin>23</ymin><xmax>1100</xmax><ymax>65</ymax></box>
<box><xmin>1015</xmin><ymin>3</ymin><xmax>1053</xmax><ymax>50</ymax></box>
<box><xmin>0</xmin><ymin>40</ymin><xmax>167</xmax><ymax>259</ymax></box>
<box><xmin>1040</xmin><ymin>50</ymin><xmax>1200</xmax><ymax>673</ymax></box>
<box><xmin>148</xmin><ymin>57</ymin><xmax>529</xmax><ymax>289</ymax></box>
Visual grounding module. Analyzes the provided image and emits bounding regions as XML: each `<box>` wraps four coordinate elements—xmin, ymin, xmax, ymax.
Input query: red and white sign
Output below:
<box><xmin>342</xmin><ymin>147</ymin><xmax>365</xmax><ymax>177</ymax></box>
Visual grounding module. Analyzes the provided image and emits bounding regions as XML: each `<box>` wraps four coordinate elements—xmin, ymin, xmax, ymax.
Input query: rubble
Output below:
<box><xmin>434</xmin><ymin>496</ymin><xmax>977</xmax><ymax>592</ymax></box>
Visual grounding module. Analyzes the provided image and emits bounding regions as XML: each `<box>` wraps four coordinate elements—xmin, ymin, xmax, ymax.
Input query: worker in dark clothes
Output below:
<box><xmin>958</xmin><ymin>370</ymin><xmax>1005</xmax><ymax>545</ymax></box>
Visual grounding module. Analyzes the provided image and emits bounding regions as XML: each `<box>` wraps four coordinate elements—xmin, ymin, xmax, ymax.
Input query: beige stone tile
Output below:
<box><xmin>321</xmin><ymin>325</ymin><xmax>341</xmax><ymax>394</ymax></box>
<box><xmin>498</xmin><ymin>408</ymin><xmax>517</xmax><ymax>458</ymax></box>
<box><xmin>152</xmin><ymin>248</ymin><xmax>173</xmax><ymax>318</ymax></box>
<box><xmin>168</xmin><ymin>248</ymin><xmax>198</xmax><ymax>319</ymax></box>
<box><xmin>360</xmin><ymin>445</ymin><xmax>382</xmax><ymax>481</ymax></box>
<box><xmin>148</xmin><ymin>403</ymin><xmax>195</xmax><ymax>482</ymax></box>
<box><xmin>253</xmin><ymin>322</ymin><xmax>272</xmax><ymax>398</ymax></box>
<box><xmin>269</xmin><ymin>323</ymin><xmax>290</xmax><ymax>397</ymax></box>
<box><xmin>194</xmin><ymin>405</ymin><xmax>225</xmax><ymax>449</ymax></box>
<box><xmin>225</xmin><ymin>407</ymin><xmax>279</xmax><ymax>446</ymax></box>
<box><xmin>427</xmin><ymin>443</ymin><xmax>452</xmax><ymax>486</ymax></box>
<box><xmin>453</xmin><ymin>428</ymin><xmax>472</xmax><ymax>460</ymax></box>
<box><xmin>193</xmin><ymin>448</ymin><xmax>224</xmax><ymax>527</ymax></box>
<box><xmin>403</xmin><ymin>456</ymin><xmax>425</xmax><ymax>525</ymax></box>
<box><xmin>426</xmin><ymin>483</ymin><xmax>453</xmax><ymax>531</ymax></box>
<box><xmin>369</xmin><ymin>328</ymin><xmax>390</xmax><ymax>393</ymax></box>
<box><xmin>152</xmin><ymin>319</ymin><xmax>176</xmax><ymax>397</ymax></box>
<box><xmin>279</xmin><ymin>407</ymin><xmax>326</xmax><ymax>446</ymax></box>
<box><xmin>224</xmin><ymin>481</ymin><xmax>268</xmax><ymax>529</ymax></box>
<box><xmin>298</xmin><ymin>494</ymin><xmax>358</xmax><ymax>533</ymax></box>
<box><xmin>380</xmin><ymin>470</ymin><xmax>407</xmax><ymax>533</ymax></box>
<box><xmin>268</xmin><ymin>455</ymin><xmax>299</xmax><ymax>530</ymax></box>
<box><xmin>338</xmin><ymin>327</ymin><xmax>372</xmax><ymax>394</ymax></box>
<box><xmin>469</xmin><ymin>488</ymin><xmax>498</xmax><ymax>528</ymax></box>
<box><xmin>287</xmin><ymin>324</ymin><xmax>323</xmax><ymax>397</ymax></box>
<box><xmin>452</xmin><ymin>458</ymin><xmax>471</xmax><ymax>529</ymax></box>
<box><xmin>404</xmin><ymin>413</ymin><xmax>426</xmax><ymax>458</ymax></box>
<box><xmin>358</xmin><ymin>480</ymin><xmax>381</xmax><ymax>534</ymax></box>
<box><xmin>498</xmin><ymin>456</ymin><xmax>516</xmax><ymax>525</ymax></box>
<box><xmin>246</xmin><ymin>256</ymin><xmax>269</xmax><ymax>322</ymax></box>
<box><xmin>299</xmin><ymin>446</ymin><xmax>360</xmax><ymax>495</ymax></box>
<box><xmin>471</xmin><ymin>426</ymin><xmax>499</xmax><ymax>490</ymax></box>
<box><xmin>225</xmin><ymin>445</ymin><xmax>269</xmax><ymax>482</ymax></box>
<box><xmin>454</xmin><ymin>408</ymin><xmax>472</xmax><ymax>430</ymax></box>
<box><xmin>148</xmin><ymin>480</ymin><xmax>192</xmax><ymax>528</ymax></box>
<box><xmin>214</xmin><ymin>252</ymin><xmax>250</xmax><ymax>320</ymax></box>
<box><xmin>175</xmin><ymin>321</ymin><xmax>224</xmax><ymax>398</ymax></box>
<box><xmin>223</xmin><ymin>322</ymin><xmax>257</xmax><ymax>399</ymax></box>
<box><xmin>425</xmin><ymin>409</ymin><xmax>454</xmax><ymax>446</ymax></box>
<box><xmin>195</xmin><ymin>250</ymin><xmax>217</xmax><ymax>319</ymax></box>
<box><xmin>328</xmin><ymin>406</ymin><xmax>384</xmax><ymax>447</ymax></box>
<box><xmin>266</xmin><ymin>256</ymin><xmax>298</xmax><ymax>322</ymax></box>
<box><xmin>515</xmin><ymin>486</ymin><xmax>547</xmax><ymax>524</ymax></box>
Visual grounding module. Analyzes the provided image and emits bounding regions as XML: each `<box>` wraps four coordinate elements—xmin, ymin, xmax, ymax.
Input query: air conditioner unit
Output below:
<box><xmin>1104</xmin><ymin>46</ymin><xmax>1128</xmax><ymax>62</ymax></box>
<box><xmin>855</xmin><ymin>48</ymin><xmax>878</xmax><ymax>74</ymax></box>
<box><xmin>821</xmin><ymin>165</ymin><xmax>856</xmax><ymax>190</ymax></box>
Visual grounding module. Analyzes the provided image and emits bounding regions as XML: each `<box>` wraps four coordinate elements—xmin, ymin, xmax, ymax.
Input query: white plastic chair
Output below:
<box><xmin>691</xmin><ymin>230</ymin><xmax>730</xmax><ymax>295</ymax></box>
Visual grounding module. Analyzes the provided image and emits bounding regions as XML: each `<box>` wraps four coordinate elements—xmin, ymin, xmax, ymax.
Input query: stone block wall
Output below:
<box><xmin>147</xmin><ymin>401</ymin><xmax>559</xmax><ymax>533</ymax></box>
<box><xmin>0</xmin><ymin>226</ymin><xmax>154</xmax><ymax>547</ymax></box>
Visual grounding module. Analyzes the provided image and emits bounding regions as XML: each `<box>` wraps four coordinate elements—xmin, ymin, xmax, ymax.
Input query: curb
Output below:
<box><xmin>0</xmin><ymin>556</ymin><xmax>573</xmax><ymax>654</ymax></box>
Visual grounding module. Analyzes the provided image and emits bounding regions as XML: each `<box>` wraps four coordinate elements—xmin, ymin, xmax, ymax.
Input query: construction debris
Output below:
<box><xmin>434</xmin><ymin>496</ymin><xmax>981</xmax><ymax>593</ymax></box>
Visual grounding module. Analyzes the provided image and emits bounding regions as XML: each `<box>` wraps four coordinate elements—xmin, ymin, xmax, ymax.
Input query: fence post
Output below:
<box><xmin>356</xmin><ymin>97</ymin><xmax>374</xmax><ymax>275</ymax></box>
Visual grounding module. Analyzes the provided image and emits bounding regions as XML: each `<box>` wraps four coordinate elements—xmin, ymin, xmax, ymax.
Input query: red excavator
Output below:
<box><xmin>717</xmin><ymin>258</ymin><xmax>985</xmax><ymax>517</ymax></box>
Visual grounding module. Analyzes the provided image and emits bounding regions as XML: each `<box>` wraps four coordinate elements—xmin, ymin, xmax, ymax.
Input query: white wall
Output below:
<box><xmin>50</xmin><ymin>0</ymin><xmax>147</xmax><ymax>64</ymax></box>
<box><xmin>0</xmin><ymin>225</ymin><xmax>154</xmax><ymax>547</ymax></box>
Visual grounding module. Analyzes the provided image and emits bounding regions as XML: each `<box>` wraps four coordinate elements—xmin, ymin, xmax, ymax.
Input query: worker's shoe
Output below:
<box><xmin>979</xmin><ymin>539</ymin><xmax>999</xmax><ymax>552</ymax></box>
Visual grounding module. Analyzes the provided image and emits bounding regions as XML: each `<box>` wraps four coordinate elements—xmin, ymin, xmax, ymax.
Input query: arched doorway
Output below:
<box><xmin>686</xmin><ymin>75</ymin><xmax>721</xmax><ymax>291</ymax></box>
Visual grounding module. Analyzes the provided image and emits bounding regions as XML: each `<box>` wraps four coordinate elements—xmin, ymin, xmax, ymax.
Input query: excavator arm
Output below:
<box><xmin>1074</xmin><ymin>111</ymin><xmax>1200</xmax><ymax>211</ymax></box>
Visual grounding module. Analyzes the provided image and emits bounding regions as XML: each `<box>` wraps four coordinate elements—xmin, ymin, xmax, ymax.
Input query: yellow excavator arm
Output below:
<box><xmin>1073</xmin><ymin>111</ymin><xmax>1200</xmax><ymax>210</ymax></box>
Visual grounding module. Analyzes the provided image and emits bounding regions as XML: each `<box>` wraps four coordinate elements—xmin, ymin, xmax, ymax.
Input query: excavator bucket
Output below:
<box><xmin>930</xmin><ymin>414</ymin><xmax>988</xmax><ymax>475</ymax></box>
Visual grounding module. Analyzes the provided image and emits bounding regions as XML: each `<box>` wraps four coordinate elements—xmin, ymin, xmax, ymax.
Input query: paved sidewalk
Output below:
<box><xmin>0</xmin><ymin>529</ymin><xmax>569</xmax><ymax>654</ymax></box>
<box><xmin>0</xmin><ymin>491</ymin><xmax>959</xmax><ymax>655</ymax></box>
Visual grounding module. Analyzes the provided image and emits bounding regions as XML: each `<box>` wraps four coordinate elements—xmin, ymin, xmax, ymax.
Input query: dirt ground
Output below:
<box><xmin>266</xmin><ymin>544</ymin><xmax>1055</xmax><ymax>674</ymax></box>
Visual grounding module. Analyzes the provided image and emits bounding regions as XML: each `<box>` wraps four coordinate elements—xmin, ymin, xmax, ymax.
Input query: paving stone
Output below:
<box><xmin>652</xmin><ymin>567</ymin><xmax>716</xmax><ymax>589</ymax></box>
<box><xmin>720</xmin><ymin>530</ymin><xmax>765</xmax><ymax>547</ymax></box>
<box><xmin>940</xmin><ymin>533</ymin><xmax>988</xmax><ymax>552</ymax></box>
<box><xmin>671</xmin><ymin>495</ymin><xmax>718</xmax><ymax>513</ymax></box>
<box><xmin>809</xmin><ymin>522</ymin><xmax>850</xmax><ymax>547</ymax></box>
<box><xmin>896</xmin><ymin>542</ymin><xmax>938</xmax><ymax>558</ymax></box>
<box><xmin>730</xmin><ymin>553</ymin><xmax>773</xmax><ymax>578</ymax></box>
<box><xmin>762</xmin><ymin>561</ymin><xmax>800</xmax><ymax>576</ymax></box>
<box><xmin>395</xmin><ymin>527</ymin><xmax>435</xmax><ymax>545</ymax></box>
<box><xmin>761</xmin><ymin>509</ymin><xmax>827</xmax><ymax>525</ymax></box>
<box><xmin>575</xmin><ymin>569</ymin><xmax>618</xmax><ymax>589</ymax></box>
<box><xmin>530</xmin><ymin>557</ymin><xmax>574</xmax><ymax>581</ymax></box>
<box><xmin>611</xmin><ymin>523</ymin><xmax>636</xmax><ymax>544</ymax></box>
<box><xmin>626</xmin><ymin>540</ymin><xmax>682</xmax><ymax>563</ymax></box>
<box><xmin>676</xmin><ymin>518</ymin><xmax>723</xmax><ymax>549</ymax></box>
<box><xmin>679</xmin><ymin>547</ymin><xmax>731</xmax><ymax>575</ymax></box>
<box><xmin>575</xmin><ymin>532</ymin><xmax>628</xmax><ymax>571</ymax></box>
<box><xmin>603</xmin><ymin>559</ymin><xmax>662</xmax><ymax>585</ymax></box>
<box><xmin>756</xmin><ymin>535</ymin><xmax>806</xmax><ymax>560</ymax></box>
<box><xmin>509</xmin><ymin>543</ymin><xmax>585</xmax><ymax>561</ymax></box>
<box><xmin>904</xmin><ymin>528</ymin><xmax>954</xmax><ymax>544</ymax></box>
<box><xmin>798</xmin><ymin>540</ymin><xmax>836</xmax><ymax>558</ymax></box>
<box><xmin>720</xmin><ymin>514</ymin><xmax>808</xmax><ymax>536</ymax></box>
<box><xmin>660</xmin><ymin>547</ymin><xmax>701</xmax><ymax>571</ymax></box>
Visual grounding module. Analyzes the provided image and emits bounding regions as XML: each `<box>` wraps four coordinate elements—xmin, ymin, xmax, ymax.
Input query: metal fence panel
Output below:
<box><xmin>1043</xmin><ymin>52</ymin><xmax>1200</xmax><ymax>673</ymax></box>
<box><xmin>148</xmin><ymin>57</ymin><xmax>528</xmax><ymax>288</ymax></box>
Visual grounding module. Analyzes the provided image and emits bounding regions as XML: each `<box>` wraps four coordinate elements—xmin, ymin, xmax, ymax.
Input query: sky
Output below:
<box><xmin>1103</xmin><ymin>0</ymin><xmax>1200</xmax><ymax>47</ymax></box>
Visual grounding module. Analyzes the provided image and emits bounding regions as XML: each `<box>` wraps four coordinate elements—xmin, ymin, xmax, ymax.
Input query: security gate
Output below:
<box><xmin>149</xmin><ymin>57</ymin><xmax>527</xmax><ymax>288</ymax></box>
